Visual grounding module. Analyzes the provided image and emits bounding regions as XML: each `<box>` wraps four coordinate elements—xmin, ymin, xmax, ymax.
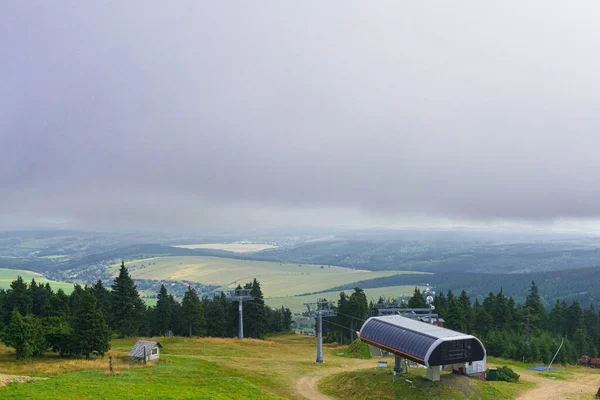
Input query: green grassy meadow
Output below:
<box><xmin>0</xmin><ymin>335</ymin><xmax>342</xmax><ymax>399</ymax></box>
<box><xmin>266</xmin><ymin>285</ymin><xmax>428</xmax><ymax>313</ymax></box>
<box><xmin>2</xmin><ymin>334</ymin><xmax>596</xmax><ymax>399</ymax></box>
<box><xmin>0</xmin><ymin>268</ymin><xmax>73</xmax><ymax>293</ymax></box>
<box><xmin>109</xmin><ymin>256</ymin><xmax>412</xmax><ymax>297</ymax></box>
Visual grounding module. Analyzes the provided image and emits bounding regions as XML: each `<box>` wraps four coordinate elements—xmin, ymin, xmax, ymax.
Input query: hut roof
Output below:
<box><xmin>128</xmin><ymin>340</ymin><xmax>162</xmax><ymax>358</ymax></box>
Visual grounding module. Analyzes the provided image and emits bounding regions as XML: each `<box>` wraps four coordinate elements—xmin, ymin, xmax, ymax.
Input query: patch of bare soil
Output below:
<box><xmin>517</xmin><ymin>370</ymin><xmax>600</xmax><ymax>400</ymax></box>
<box><xmin>0</xmin><ymin>373</ymin><xmax>47</xmax><ymax>387</ymax></box>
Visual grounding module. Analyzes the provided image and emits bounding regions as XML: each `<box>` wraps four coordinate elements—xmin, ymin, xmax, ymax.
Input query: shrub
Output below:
<box><xmin>496</xmin><ymin>366</ymin><xmax>520</xmax><ymax>382</ymax></box>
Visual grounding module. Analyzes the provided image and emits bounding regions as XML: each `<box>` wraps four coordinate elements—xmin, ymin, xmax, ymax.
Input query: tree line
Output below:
<box><xmin>322</xmin><ymin>282</ymin><xmax>598</xmax><ymax>365</ymax></box>
<box><xmin>0</xmin><ymin>262</ymin><xmax>292</xmax><ymax>359</ymax></box>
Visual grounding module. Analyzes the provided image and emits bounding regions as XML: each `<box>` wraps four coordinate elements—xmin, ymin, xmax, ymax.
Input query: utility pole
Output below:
<box><xmin>228</xmin><ymin>288</ymin><xmax>253</xmax><ymax>340</ymax></box>
<box><xmin>304</xmin><ymin>301</ymin><xmax>336</xmax><ymax>364</ymax></box>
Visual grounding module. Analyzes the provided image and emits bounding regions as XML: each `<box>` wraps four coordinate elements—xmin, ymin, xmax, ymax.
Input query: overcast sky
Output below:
<box><xmin>2</xmin><ymin>1</ymin><xmax>600</xmax><ymax>231</ymax></box>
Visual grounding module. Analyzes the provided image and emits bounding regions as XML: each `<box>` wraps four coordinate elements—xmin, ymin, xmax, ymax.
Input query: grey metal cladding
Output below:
<box><xmin>361</xmin><ymin>319</ymin><xmax>436</xmax><ymax>360</ymax></box>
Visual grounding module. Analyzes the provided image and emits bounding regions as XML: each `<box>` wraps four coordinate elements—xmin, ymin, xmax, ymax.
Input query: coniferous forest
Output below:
<box><xmin>0</xmin><ymin>262</ymin><xmax>292</xmax><ymax>359</ymax></box>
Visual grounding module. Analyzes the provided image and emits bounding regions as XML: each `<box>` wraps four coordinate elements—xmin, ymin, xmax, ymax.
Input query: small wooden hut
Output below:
<box><xmin>128</xmin><ymin>340</ymin><xmax>162</xmax><ymax>363</ymax></box>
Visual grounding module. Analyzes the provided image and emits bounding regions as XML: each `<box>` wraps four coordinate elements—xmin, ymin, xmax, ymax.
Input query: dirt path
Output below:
<box><xmin>517</xmin><ymin>370</ymin><xmax>600</xmax><ymax>400</ymax></box>
<box><xmin>295</xmin><ymin>359</ymin><xmax>375</xmax><ymax>400</ymax></box>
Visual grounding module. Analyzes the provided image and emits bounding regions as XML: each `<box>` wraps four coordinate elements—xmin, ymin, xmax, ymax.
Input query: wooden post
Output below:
<box><xmin>143</xmin><ymin>346</ymin><xmax>147</xmax><ymax>365</ymax></box>
<box><xmin>109</xmin><ymin>356</ymin><xmax>113</xmax><ymax>375</ymax></box>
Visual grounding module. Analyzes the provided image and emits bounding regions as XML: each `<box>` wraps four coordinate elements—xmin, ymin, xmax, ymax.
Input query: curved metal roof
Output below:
<box><xmin>359</xmin><ymin>316</ymin><xmax>485</xmax><ymax>367</ymax></box>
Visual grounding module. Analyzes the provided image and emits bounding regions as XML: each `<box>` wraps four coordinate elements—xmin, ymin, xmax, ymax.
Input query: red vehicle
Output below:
<box><xmin>580</xmin><ymin>355</ymin><xmax>600</xmax><ymax>368</ymax></box>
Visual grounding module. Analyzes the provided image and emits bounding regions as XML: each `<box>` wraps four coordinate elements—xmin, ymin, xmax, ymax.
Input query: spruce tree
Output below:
<box><xmin>110</xmin><ymin>261</ymin><xmax>145</xmax><ymax>337</ymax></box>
<box><xmin>91</xmin><ymin>280</ymin><xmax>111</xmax><ymax>322</ymax></box>
<box><xmin>155</xmin><ymin>285</ymin><xmax>172</xmax><ymax>335</ymax></box>
<box><xmin>242</xmin><ymin>279</ymin><xmax>268</xmax><ymax>339</ymax></box>
<box><xmin>72</xmin><ymin>289</ymin><xmax>110</xmax><ymax>359</ymax></box>
<box><xmin>407</xmin><ymin>287</ymin><xmax>427</xmax><ymax>308</ymax></box>
<box><xmin>6</xmin><ymin>276</ymin><xmax>32</xmax><ymax>318</ymax></box>
<box><xmin>204</xmin><ymin>294</ymin><xmax>227</xmax><ymax>337</ymax></box>
<box><xmin>1</xmin><ymin>308</ymin><xmax>45</xmax><ymax>359</ymax></box>
<box><xmin>181</xmin><ymin>287</ymin><xmax>205</xmax><ymax>337</ymax></box>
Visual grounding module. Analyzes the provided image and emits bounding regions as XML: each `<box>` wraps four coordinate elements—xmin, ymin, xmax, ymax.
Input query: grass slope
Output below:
<box><xmin>319</xmin><ymin>367</ymin><xmax>532</xmax><ymax>400</ymax></box>
<box><xmin>266</xmin><ymin>285</ymin><xmax>427</xmax><ymax>313</ymax></box>
<box><xmin>109</xmin><ymin>256</ymin><xmax>406</xmax><ymax>297</ymax></box>
<box><xmin>0</xmin><ymin>335</ymin><xmax>341</xmax><ymax>399</ymax></box>
<box><xmin>0</xmin><ymin>268</ymin><xmax>73</xmax><ymax>293</ymax></box>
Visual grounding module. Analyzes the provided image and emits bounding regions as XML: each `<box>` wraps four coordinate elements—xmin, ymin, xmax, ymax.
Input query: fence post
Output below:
<box><xmin>109</xmin><ymin>356</ymin><xmax>114</xmax><ymax>375</ymax></box>
<box><xmin>143</xmin><ymin>347</ymin><xmax>147</xmax><ymax>365</ymax></box>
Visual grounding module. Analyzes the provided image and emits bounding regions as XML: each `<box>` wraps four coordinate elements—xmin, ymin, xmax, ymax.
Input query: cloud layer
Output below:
<box><xmin>2</xmin><ymin>1</ymin><xmax>600</xmax><ymax>229</ymax></box>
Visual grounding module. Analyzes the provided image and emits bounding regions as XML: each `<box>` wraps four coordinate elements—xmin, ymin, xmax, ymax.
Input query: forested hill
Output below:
<box><xmin>320</xmin><ymin>265</ymin><xmax>600</xmax><ymax>308</ymax></box>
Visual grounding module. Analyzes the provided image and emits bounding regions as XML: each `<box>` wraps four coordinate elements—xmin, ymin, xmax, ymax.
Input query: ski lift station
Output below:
<box><xmin>359</xmin><ymin>315</ymin><xmax>486</xmax><ymax>381</ymax></box>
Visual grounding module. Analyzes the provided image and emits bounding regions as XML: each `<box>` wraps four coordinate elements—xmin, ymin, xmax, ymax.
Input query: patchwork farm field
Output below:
<box><xmin>266</xmin><ymin>285</ymin><xmax>429</xmax><ymax>313</ymax></box>
<box><xmin>173</xmin><ymin>243</ymin><xmax>279</xmax><ymax>252</ymax></box>
<box><xmin>0</xmin><ymin>268</ymin><xmax>73</xmax><ymax>293</ymax></box>
<box><xmin>110</xmin><ymin>256</ymin><xmax>412</xmax><ymax>297</ymax></box>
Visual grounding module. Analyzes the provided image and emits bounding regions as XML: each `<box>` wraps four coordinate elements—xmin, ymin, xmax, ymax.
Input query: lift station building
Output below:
<box><xmin>359</xmin><ymin>315</ymin><xmax>486</xmax><ymax>381</ymax></box>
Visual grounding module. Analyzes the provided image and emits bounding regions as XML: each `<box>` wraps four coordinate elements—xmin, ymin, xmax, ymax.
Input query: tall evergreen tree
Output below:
<box><xmin>110</xmin><ymin>261</ymin><xmax>145</xmax><ymax>337</ymax></box>
<box><xmin>155</xmin><ymin>285</ymin><xmax>172</xmax><ymax>335</ymax></box>
<box><xmin>408</xmin><ymin>287</ymin><xmax>427</xmax><ymax>308</ymax></box>
<box><xmin>91</xmin><ymin>280</ymin><xmax>111</xmax><ymax>322</ymax></box>
<box><xmin>6</xmin><ymin>276</ymin><xmax>32</xmax><ymax>318</ymax></box>
<box><xmin>72</xmin><ymin>289</ymin><xmax>110</xmax><ymax>359</ymax></box>
<box><xmin>181</xmin><ymin>287</ymin><xmax>205</xmax><ymax>337</ymax></box>
<box><xmin>2</xmin><ymin>308</ymin><xmax>45</xmax><ymax>359</ymax></box>
<box><xmin>243</xmin><ymin>279</ymin><xmax>268</xmax><ymax>339</ymax></box>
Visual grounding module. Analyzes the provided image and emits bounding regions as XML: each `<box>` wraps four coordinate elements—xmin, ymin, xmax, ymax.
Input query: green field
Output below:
<box><xmin>110</xmin><ymin>256</ymin><xmax>420</xmax><ymax>298</ymax></box>
<box><xmin>0</xmin><ymin>268</ymin><xmax>73</xmax><ymax>294</ymax></box>
<box><xmin>266</xmin><ymin>285</ymin><xmax>428</xmax><ymax>313</ymax></box>
<box><xmin>1</xmin><ymin>334</ymin><xmax>594</xmax><ymax>399</ymax></box>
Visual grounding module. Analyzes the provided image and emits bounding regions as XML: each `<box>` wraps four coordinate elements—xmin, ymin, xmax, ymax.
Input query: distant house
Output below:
<box><xmin>128</xmin><ymin>340</ymin><xmax>162</xmax><ymax>362</ymax></box>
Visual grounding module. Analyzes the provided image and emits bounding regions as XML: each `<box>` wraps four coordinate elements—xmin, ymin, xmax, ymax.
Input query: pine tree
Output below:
<box><xmin>204</xmin><ymin>293</ymin><xmax>228</xmax><ymax>337</ymax></box>
<box><xmin>524</xmin><ymin>281</ymin><xmax>547</xmax><ymax>333</ymax></box>
<box><xmin>457</xmin><ymin>290</ymin><xmax>472</xmax><ymax>332</ymax></box>
<box><xmin>110</xmin><ymin>261</ymin><xmax>145</xmax><ymax>337</ymax></box>
<box><xmin>6</xmin><ymin>276</ymin><xmax>32</xmax><ymax>318</ymax></box>
<box><xmin>72</xmin><ymin>289</ymin><xmax>110</xmax><ymax>359</ymax></box>
<box><xmin>181</xmin><ymin>287</ymin><xmax>205</xmax><ymax>337</ymax></box>
<box><xmin>348</xmin><ymin>288</ymin><xmax>368</xmax><ymax>341</ymax></box>
<box><xmin>91</xmin><ymin>280</ymin><xmax>111</xmax><ymax>322</ymax></box>
<box><xmin>1</xmin><ymin>308</ymin><xmax>45</xmax><ymax>359</ymax></box>
<box><xmin>155</xmin><ymin>285</ymin><xmax>172</xmax><ymax>335</ymax></box>
<box><xmin>30</xmin><ymin>279</ymin><xmax>50</xmax><ymax>316</ymax></box>
<box><xmin>408</xmin><ymin>287</ymin><xmax>427</xmax><ymax>308</ymax></box>
<box><xmin>242</xmin><ymin>279</ymin><xmax>268</xmax><ymax>339</ymax></box>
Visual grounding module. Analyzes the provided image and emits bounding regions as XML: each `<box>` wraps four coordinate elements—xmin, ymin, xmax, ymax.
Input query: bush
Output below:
<box><xmin>496</xmin><ymin>366</ymin><xmax>520</xmax><ymax>382</ymax></box>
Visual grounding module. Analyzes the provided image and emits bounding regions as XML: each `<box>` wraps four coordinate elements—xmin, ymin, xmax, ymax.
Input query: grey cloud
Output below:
<box><xmin>2</xmin><ymin>1</ymin><xmax>600</xmax><ymax>229</ymax></box>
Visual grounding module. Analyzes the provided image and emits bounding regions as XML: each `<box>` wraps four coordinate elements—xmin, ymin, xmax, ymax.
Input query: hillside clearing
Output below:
<box><xmin>173</xmin><ymin>243</ymin><xmax>279</xmax><ymax>252</ymax></box>
<box><xmin>109</xmin><ymin>256</ymin><xmax>407</xmax><ymax>297</ymax></box>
